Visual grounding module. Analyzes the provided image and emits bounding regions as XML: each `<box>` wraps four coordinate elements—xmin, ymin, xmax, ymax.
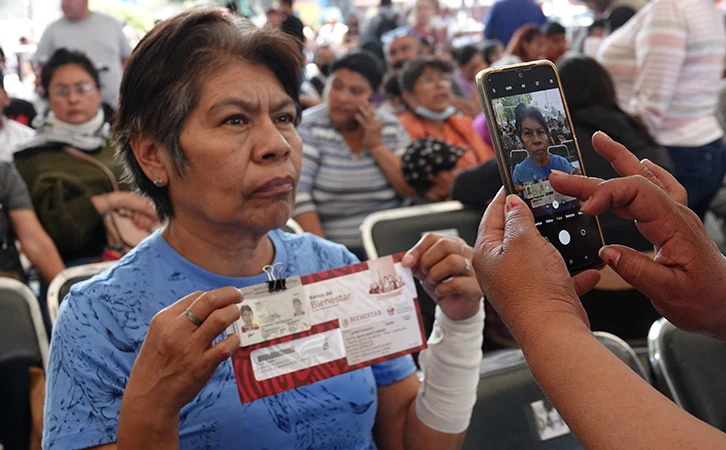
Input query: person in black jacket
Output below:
<box><xmin>453</xmin><ymin>55</ymin><xmax>673</xmax><ymax>340</ymax></box>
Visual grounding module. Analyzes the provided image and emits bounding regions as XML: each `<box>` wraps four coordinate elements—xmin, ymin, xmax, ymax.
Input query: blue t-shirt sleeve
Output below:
<box><xmin>371</xmin><ymin>355</ymin><xmax>417</xmax><ymax>386</ymax></box>
<box><xmin>553</xmin><ymin>155</ymin><xmax>574</xmax><ymax>173</ymax></box>
<box><xmin>43</xmin><ymin>288</ymin><xmax>134</xmax><ymax>449</ymax></box>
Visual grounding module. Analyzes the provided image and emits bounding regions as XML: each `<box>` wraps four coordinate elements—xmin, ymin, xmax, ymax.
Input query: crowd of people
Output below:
<box><xmin>0</xmin><ymin>0</ymin><xmax>726</xmax><ymax>447</ymax></box>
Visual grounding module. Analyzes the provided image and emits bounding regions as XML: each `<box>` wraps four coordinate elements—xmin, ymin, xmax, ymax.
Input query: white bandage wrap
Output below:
<box><xmin>415</xmin><ymin>302</ymin><xmax>484</xmax><ymax>434</ymax></box>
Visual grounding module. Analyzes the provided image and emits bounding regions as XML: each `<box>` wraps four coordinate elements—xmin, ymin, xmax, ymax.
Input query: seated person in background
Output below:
<box><xmin>0</xmin><ymin>78</ymin><xmax>35</xmax><ymax>162</ymax></box>
<box><xmin>44</xmin><ymin>11</ymin><xmax>485</xmax><ymax>448</ymax></box>
<box><xmin>4</xmin><ymin>98</ymin><xmax>37</xmax><ymax>129</ymax></box>
<box><xmin>482</xmin><ymin>40</ymin><xmax>504</xmax><ymax>67</ymax></box>
<box><xmin>382</xmin><ymin>26</ymin><xmax>423</xmax><ymax>69</ymax></box>
<box><xmin>474</xmin><ymin>135</ymin><xmax>726</xmax><ymax>448</ymax></box>
<box><xmin>451</xmin><ymin>44</ymin><xmax>488</xmax><ymax>100</ymax></box>
<box><xmin>292</xmin><ymin>50</ymin><xmax>414</xmax><ymax>258</ymax></box>
<box><xmin>13</xmin><ymin>49</ymin><xmax>159</xmax><ymax>264</ymax></box>
<box><xmin>511</xmin><ymin>104</ymin><xmax>575</xmax><ymax>193</ymax></box>
<box><xmin>0</xmin><ymin>162</ymin><xmax>64</xmax><ymax>284</ymax></box>
<box><xmin>492</xmin><ymin>24</ymin><xmax>545</xmax><ymax>67</ymax></box>
<box><xmin>450</xmin><ymin>44</ymin><xmax>488</xmax><ymax>117</ymax></box>
<box><xmin>0</xmin><ymin>161</ymin><xmax>64</xmax><ymax>450</ymax></box>
<box><xmin>558</xmin><ymin>55</ymin><xmax>674</xmax><ymax>339</ymax></box>
<box><xmin>398</xmin><ymin>56</ymin><xmax>494</xmax><ymax>201</ymax></box>
<box><xmin>401</xmin><ymin>137</ymin><xmax>467</xmax><ymax>200</ymax></box>
<box><xmin>541</xmin><ymin>21</ymin><xmax>568</xmax><ymax>63</ymax></box>
<box><xmin>308</xmin><ymin>45</ymin><xmax>335</xmax><ymax>98</ymax></box>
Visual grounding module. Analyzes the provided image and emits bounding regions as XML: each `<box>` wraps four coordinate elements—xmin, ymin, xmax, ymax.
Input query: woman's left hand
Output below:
<box><xmin>356</xmin><ymin>104</ymin><xmax>384</xmax><ymax>151</ymax></box>
<box><xmin>402</xmin><ymin>233</ymin><xmax>482</xmax><ymax>321</ymax></box>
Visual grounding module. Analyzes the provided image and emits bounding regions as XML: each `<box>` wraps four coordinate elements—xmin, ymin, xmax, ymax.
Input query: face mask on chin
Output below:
<box><xmin>414</xmin><ymin>105</ymin><xmax>457</xmax><ymax>121</ymax></box>
<box><xmin>319</xmin><ymin>63</ymin><xmax>331</xmax><ymax>77</ymax></box>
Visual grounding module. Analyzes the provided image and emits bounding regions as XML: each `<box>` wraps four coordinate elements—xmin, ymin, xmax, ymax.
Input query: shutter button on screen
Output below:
<box><xmin>558</xmin><ymin>230</ymin><xmax>571</xmax><ymax>245</ymax></box>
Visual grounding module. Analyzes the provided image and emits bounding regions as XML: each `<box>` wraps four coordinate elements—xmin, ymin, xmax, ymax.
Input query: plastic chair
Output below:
<box><xmin>463</xmin><ymin>332</ymin><xmax>648</xmax><ymax>449</ymax></box>
<box><xmin>282</xmin><ymin>218</ymin><xmax>304</xmax><ymax>234</ymax></box>
<box><xmin>0</xmin><ymin>278</ymin><xmax>49</xmax><ymax>370</ymax></box>
<box><xmin>360</xmin><ymin>201</ymin><xmax>484</xmax><ymax>259</ymax></box>
<box><xmin>47</xmin><ymin>261</ymin><xmax>116</xmax><ymax>325</ymax></box>
<box><xmin>649</xmin><ymin>318</ymin><xmax>726</xmax><ymax>430</ymax></box>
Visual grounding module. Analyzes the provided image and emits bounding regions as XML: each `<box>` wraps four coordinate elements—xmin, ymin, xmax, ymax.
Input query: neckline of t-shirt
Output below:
<box><xmin>147</xmin><ymin>228</ymin><xmax>289</xmax><ymax>288</ymax></box>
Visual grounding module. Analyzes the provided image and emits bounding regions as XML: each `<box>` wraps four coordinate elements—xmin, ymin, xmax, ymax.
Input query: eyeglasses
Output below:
<box><xmin>417</xmin><ymin>74</ymin><xmax>452</xmax><ymax>86</ymax></box>
<box><xmin>49</xmin><ymin>82</ymin><xmax>96</xmax><ymax>98</ymax></box>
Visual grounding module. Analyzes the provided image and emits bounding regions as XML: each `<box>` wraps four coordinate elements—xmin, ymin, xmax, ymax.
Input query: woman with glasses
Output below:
<box><xmin>398</xmin><ymin>56</ymin><xmax>494</xmax><ymax>201</ymax></box>
<box><xmin>14</xmin><ymin>48</ymin><xmax>159</xmax><ymax>264</ymax></box>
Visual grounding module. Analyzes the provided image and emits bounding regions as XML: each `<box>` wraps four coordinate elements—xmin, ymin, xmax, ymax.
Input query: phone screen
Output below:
<box><xmin>478</xmin><ymin>62</ymin><xmax>604</xmax><ymax>273</ymax></box>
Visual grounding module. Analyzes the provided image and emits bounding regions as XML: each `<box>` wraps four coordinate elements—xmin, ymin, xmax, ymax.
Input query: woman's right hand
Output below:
<box><xmin>549</xmin><ymin>132</ymin><xmax>726</xmax><ymax>339</ymax></box>
<box><xmin>121</xmin><ymin>288</ymin><xmax>243</xmax><ymax>419</ymax></box>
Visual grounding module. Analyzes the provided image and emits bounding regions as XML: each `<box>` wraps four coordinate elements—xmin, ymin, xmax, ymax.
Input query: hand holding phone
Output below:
<box><xmin>475</xmin><ymin>60</ymin><xmax>605</xmax><ymax>274</ymax></box>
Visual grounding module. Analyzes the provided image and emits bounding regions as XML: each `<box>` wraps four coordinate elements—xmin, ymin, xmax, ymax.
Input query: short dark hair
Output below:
<box><xmin>506</xmin><ymin>24</ymin><xmax>543</xmax><ymax>60</ymax></box>
<box><xmin>280</xmin><ymin>0</ymin><xmax>293</xmax><ymax>6</ymax></box>
<box><xmin>482</xmin><ymin>40</ymin><xmax>503</xmax><ymax>65</ymax></box>
<box><xmin>330</xmin><ymin>50</ymin><xmax>386</xmax><ymax>91</ymax></box>
<box><xmin>515</xmin><ymin>104</ymin><xmax>550</xmax><ymax>142</ymax></box>
<box><xmin>452</xmin><ymin>44</ymin><xmax>480</xmax><ymax>67</ymax></box>
<box><xmin>113</xmin><ymin>9</ymin><xmax>303</xmax><ymax>222</ymax></box>
<box><xmin>240</xmin><ymin>305</ymin><xmax>253</xmax><ymax>314</ymax></box>
<box><xmin>398</xmin><ymin>56</ymin><xmax>453</xmax><ymax>93</ymax></box>
<box><xmin>542</xmin><ymin>21</ymin><xmax>566</xmax><ymax>37</ymax></box>
<box><xmin>40</xmin><ymin>48</ymin><xmax>101</xmax><ymax>99</ymax></box>
<box><xmin>557</xmin><ymin>55</ymin><xmax>618</xmax><ymax>113</ymax></box>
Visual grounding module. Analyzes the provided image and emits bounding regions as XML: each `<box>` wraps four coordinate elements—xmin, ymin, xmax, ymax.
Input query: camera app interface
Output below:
<box><xmin>485</xmin><ymin>67</ymin><xmax>603</xmax><ymax>272</ymax></box>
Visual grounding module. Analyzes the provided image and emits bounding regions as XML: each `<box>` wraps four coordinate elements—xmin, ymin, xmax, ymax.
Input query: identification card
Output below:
<box><xmin>228</xmin><ymin>254</ymin><xmax>427</xmax><ymax>403</ymax></box>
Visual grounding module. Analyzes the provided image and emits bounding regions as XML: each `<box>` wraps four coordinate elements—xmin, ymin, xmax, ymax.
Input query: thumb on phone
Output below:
<box><xmin>503</xmin><ymin>194</ymin><xmax>537</xmax><ymax>242</ymax></box>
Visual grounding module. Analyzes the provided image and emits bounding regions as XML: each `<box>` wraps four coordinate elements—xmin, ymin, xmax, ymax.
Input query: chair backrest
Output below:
<box><xmin>464</xmin><ymin>332</ymin><xmax>651</xmax><ymax>449</ymax></box>
<box><xmin>0</xmin><ymin>278</ymin><xmax>49</xmax><ymax>370</ymax></box>
<box><xmin>510</xmin><ymin>149</ymin><xmax>528</xmax><ymax>168</ymax></box>
<box><xmin>47</xmin><ymin>261</ymin><xmax>116</xmax><ymax>325</ymax></box>
<box><xmin>282</xmin><ymin>218</ymin><xmax>304</xmax><ymax>234</ymax></box>
<box><xmin>594</xmin><ymin>331</ymin><xmax>650</xmax><ymax>384</ymax></box>
<box><xmin>463</xmin><ymin>349</ymin><xmax>583</xmax><ymax>450</ymax></box>
<box><xmin>649</xmin><ymin>318</ymin><xmax>726</xmax><ymax>430</ymax></box>
<box><xmin>360</xmin><ymin>201</ymin><xmax>484</xmax><ymax>259</ymax></box>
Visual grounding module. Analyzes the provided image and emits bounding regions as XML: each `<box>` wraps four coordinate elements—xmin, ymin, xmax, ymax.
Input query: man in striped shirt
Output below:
<box><xmin>598</xmin><ymin>0</ymin><xmax>726</xmax><ymax>219</ymax></box>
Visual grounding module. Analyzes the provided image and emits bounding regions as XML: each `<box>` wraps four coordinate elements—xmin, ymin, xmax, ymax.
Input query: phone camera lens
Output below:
<box><xmin>519</xmin><ymin>73</ymin><xmax>523</xmax><ymax>78</ymax></box>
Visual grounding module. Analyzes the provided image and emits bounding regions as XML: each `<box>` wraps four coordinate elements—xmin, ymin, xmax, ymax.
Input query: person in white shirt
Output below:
<box><xmin>34</xmin><ymin>0</ymin><xmax>131</xmax><ymax>107</ymax></box>
<box><xmin>0</xmin><ymin>80</ymin><xmax>35</xmax><ymax>162</ymax></box>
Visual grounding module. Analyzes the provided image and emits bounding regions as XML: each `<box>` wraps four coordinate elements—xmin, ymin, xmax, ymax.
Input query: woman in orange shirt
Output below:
<box><xmin>397</xmin><ymin>56</ymin><xmax>494</xmax><ymax>200</ymax></box>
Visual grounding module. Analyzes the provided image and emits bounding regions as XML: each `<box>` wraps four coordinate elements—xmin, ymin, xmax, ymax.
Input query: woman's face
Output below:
<box><xmin>521</xmin><ymin>36</ymin><xmax>545</xmax><ymax>62</ymax></box>
<box><xmin>409</xmin><ymin>67</ymin><xmax>452</xmax><ymax>114</ymax></box>
<box><xmin>242</xmin><ymin>310</ymin><xmax>253</xmax><ymax>325</ymax></box>
<box><xmin>327</xmin><ymin>68</ymin><xmax>373</xmax><ymax>128</ymax></box>
<box><xmin>461</xmin><ymin>52</ymin><xmax>487</xmax><ymax>82</ymax></box>
<box><xmin>520</xmin><ymin>117</ymin><xmax>549</xmax><ymax>162</ymax></box>
<box><xmin>414</xmin><ymin>0</ymin><xmax>436</xmax><ymax>27</ymax></box>
<box><xmin>47</xmin><ymin>64</ymin><xmax>102</xmax><ymax>125</ymax></box>
<box><xmin>166</xmin><ymin>61</ymin><xmax>302</xmax><ymax>234</ymax></box>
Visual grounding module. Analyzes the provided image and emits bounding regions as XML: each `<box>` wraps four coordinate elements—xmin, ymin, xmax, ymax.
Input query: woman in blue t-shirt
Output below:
<box><xmin>511</xmin><ymin>104</ymin><xmax>574</xmax><ymax>190</ymax></box>
<box><xmin>42</xmin><ymin>9</ymin><xmax>486</xmax><ymax>450</ymax></box>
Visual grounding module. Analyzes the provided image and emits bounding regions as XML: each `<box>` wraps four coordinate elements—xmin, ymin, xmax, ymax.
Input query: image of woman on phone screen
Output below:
<box><xmin>511</xmin><ymin>104</ymin><xmax>580</xmax><ymax>212</ymax></box>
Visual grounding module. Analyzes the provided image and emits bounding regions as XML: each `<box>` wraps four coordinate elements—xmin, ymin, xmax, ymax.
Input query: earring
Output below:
<box><xmin>153</xmin><ymin>179</ymin><xmax>165</xmax><ymax>187</ymax></box>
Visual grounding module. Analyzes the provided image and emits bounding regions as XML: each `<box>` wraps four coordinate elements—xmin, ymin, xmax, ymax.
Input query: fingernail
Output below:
<box><xmin>505</xmin><ymin>194</ymin><xmax>524</xmax><ymax>213</ymax></box>
<box><xmin>581</xmin><ymin>197</ymin><xmax>592</xmax><ymax>211</ymax></box>
<box><xmin>402</xmin><ymin>253</ymin><xmax>415</xmax><ymax>267</ymax></box>
<box><xmin>594</xmin><ymin>130</ymin><xmax>611</xmax><ymax>140</ymax></box>
<box><xmin>599</xmin><ymin>247</ymin><xmax>621</xmax><ymax>267</ymax></box>
<box><xmin>550</xmin><ymin>169</ymin><xmax>566</xmax><ymax>176</ymax></box>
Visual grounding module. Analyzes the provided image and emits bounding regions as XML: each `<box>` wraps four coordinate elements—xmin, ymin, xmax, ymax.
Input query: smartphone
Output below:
<box><xmin>475</xmin><ymin>60</ymin><xmax>605</xmax><ymax>274</ymax></box>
